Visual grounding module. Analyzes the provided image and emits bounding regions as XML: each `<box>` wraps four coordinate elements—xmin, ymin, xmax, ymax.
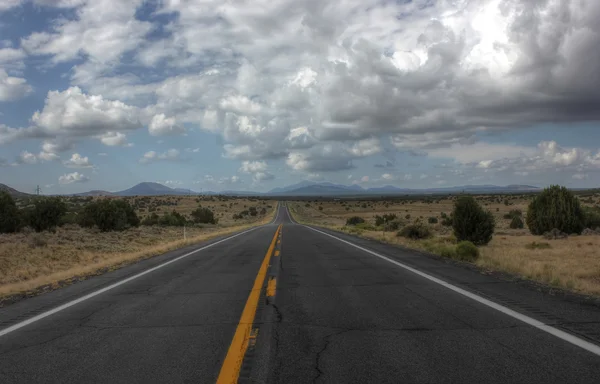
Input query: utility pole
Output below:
<box><xmin>35</xmin><ymin>185</ymin><xmax>42</xmax><ymax>195</ymax></box>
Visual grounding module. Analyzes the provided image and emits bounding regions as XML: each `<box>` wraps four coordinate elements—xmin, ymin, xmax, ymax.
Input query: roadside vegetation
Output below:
<box><xmin>0</xmin><ymin>192</ymin><xmax>274</xmax><ymax>302</ymax></box>
<box><xmin>289</xmin><ymin>186</ymin><xmax>600</xmax><ymax>296</ymax></box>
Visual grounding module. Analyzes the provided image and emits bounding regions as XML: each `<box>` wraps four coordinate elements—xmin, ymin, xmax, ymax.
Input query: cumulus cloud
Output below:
<box><xmin>31</xmin><ymin>87</ymin><xmax>141</xmax><ymax>137</ymax></box>
<box><xmin>4</xmin><ymin>0</ymin><xmax>600</xmax><ymax>183</ymax></box>
<box><xmin>17</xmin><ymin>150</ymin><xmax>37</xmax><ymax>165</ymax></box>
<box><xmin>58</xmin><ymin>171</ymin><xmax>89</xmax><ymax>184</ymax></box>
<box><xmin>464</xmin><ymin>141</ymin><xmax>600</xmax><ymax>176</ymax></box>
<box><xmin>239</xmin><ymin>160</ymin><xmax>275</xmax><ymax>182</ymax></box>
<box><xmin>148</xmin><ymin>114</ymin><xmax>185</xmax><ymax>136</ymax></box>
<box><xmin>139</xmin><ymin>148</ymin><xmax>181</xmax><ymax>163</ymax></box>
<box><xmin>22</xmin><ymin>0</ymin><xmax>152</xmax><ymax>65</ymax></box>
<box><xmin>63</xmin><ymin>153</ymin><xmax>93</xmax><ymax>168</ymax></box>
<box><xmin>0</xmin><ymin>69</ymin><xmax>32</xmax><ymax>101</ymax></box>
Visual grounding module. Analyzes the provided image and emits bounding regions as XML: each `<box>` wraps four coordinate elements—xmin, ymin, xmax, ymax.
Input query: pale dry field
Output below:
<box><xmin>289</xmin><ymin>195</ymin><xmax>600</xmax><ymax>296</ymax></box>
<box><xmin>0</xmin><ymin>197</ymin><xmax>276</xmax><ymax>300</ymax></box>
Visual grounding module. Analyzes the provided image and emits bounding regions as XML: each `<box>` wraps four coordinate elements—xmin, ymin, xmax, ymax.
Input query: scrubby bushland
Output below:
<box><xmin>583</xmin><ymin>206</ymin><xmax>600</xmax><ymax>229</ymax></box>
<box><xmin>452</xmin><ymin>196</ymin><xmax>495</xmax><ymax>245</ymax></box>
<box><xmin>397</xmin><ymin>222</ymin><xmax>432</xmax><ymax>240</ymax></box>
<box><xmin>526</xmin><ymin>185</ymin><xmax>585</xmax><ymax>235</ymax></box>
<box><xmin>503</xmin><ymin>209</ymin><xmax>522</xmax><ymax>220</ymax></box>
<box><xmin>375</xmin><ymin>214</ymin><xmax>397</xmax><ymax>226</ymax></box>
<box><xmin>509</xmin><ymin>216</ymin><xmax>524</xmax><ymax>229</ymax></box>
<box><xmin>455</xmin><ymin>241</ymin><xmax>479</xmax><ymax>262</ymax></box>
<box><xmin>158</xmin><ymin>210</ymin><xmax>187</xmax><ymax>227</ymax></box>
<box><xmin>428</xmin><ymin>217</ymin><xmax>438</xmax><ymax>224</ymax></box>
<box><xmin>191</xmin><ymin>207</ymin><xmax>216</xmax><ymax>224</ymax></box>
<box><xmin>26</xmin><ymin>197</ymin><xmax>68</xmax><ymax>232</ymax></box>
<box><xmin>80</xmin><ymin>199</ymin><xmax>139</xmax><ymax>231</ymax></box>
<box><xmin>346</xmin><ymin>216</ymin><xmax>365</xmax><ymax>226</ymax></box>
<box><xmin>0</xmin><ymin>191</ymin><xmax>21</xmax><ymax>233</ymax></box>
<box><xmin>141</xmin><ymin>212</ymin><xmax>160</xmax><ymax>226</ymax></box>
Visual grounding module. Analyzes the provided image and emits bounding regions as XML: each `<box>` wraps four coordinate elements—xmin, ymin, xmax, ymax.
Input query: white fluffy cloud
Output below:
<box><xmin>0</xmin><ymin>69</ymin><xmax>32</xmax><ymax>101</ymax></box>
<box><xmin>2</xmin><ymin>0</ymin><xmax>600</xmax><ymax>185</ymax></box>
<box><xmin>58</xmin><ymin>171</ymin><xmax>89</xmax><ymax>184</ymax></box>
<box><xmin>139</xmin><ymin>148</ymin><xmax>181</xmax><ymax>163</ymax></box>
<box><xmin>148</xmin><ymin>114</ymin><xmax>185</xmax><ymax>136</ymax></box>
<box><xmin>31</xmin><ymin>87</ymin><xmax>141</xmax><ymax>137</ymax></box>
<box><xmin>17</xmin><ymin>150</ymin><xmax>37</xmax><ymax>165</ymax></box>
<box><xmin>239</xmin><ymin>160</ymin><xmax>274</xmax><ymax>182</ymax></box>
<box><xmin>63</xmin><ymin>153</ymin><xmax>93</xmax><ymax>168</ymax></box>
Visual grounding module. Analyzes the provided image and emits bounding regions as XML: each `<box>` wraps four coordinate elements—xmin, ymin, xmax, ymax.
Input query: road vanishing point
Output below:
<box><xmin>2</xmin><ymin>203</ymin><xmax>600</xmax><ymax>383</ymax></box>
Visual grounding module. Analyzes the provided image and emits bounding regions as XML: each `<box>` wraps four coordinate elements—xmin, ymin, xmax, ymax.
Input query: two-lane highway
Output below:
<box><xmin>2</xmin><ymin>203</ymin><xmax>600</xmax><ymax>383</ymax></box>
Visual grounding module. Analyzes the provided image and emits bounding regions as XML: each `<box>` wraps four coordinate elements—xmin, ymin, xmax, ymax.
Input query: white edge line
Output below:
<box><xmin>303</xmin><ymin>224</ymin><xmax>600</xmax><ymax>357</ymax></box>
<box><xmin>0</xmin><ymin>225</ymin><xmax>265</xmax><ymax>338</ymax></box>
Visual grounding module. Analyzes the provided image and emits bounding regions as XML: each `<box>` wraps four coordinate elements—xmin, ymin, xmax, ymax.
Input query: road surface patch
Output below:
<box><xmin>217</xmin><ymin>224</ymin><xmax>282</xmax><ymax>384</ymax></box>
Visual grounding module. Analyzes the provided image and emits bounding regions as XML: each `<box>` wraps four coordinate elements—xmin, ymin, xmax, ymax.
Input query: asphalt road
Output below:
<box><xmin>2</xmin><ymin>203</ymin><xmax>600</xmax><ymax>383</ymax></box>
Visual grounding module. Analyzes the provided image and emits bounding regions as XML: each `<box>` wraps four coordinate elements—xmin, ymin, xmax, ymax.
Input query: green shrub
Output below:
<box><xmin>440</xmin><ymin>212</ymin><xmax>447</xmax><ymax>218</ymax></box>
<box><xmin>397</xmin><ymin>222</ymin><xmax>432</xmax><ymax>239</ymax></box>
<box><xmin>452</xmin><ymin>196</ymin><xmax>495</xmax><ymax>245</ymax></box>
<box><xmin>455</xmin><ymin>241</ymin><xmax>479</xmax><ymax>261</ymax></box>
<box><xmin>428</xmin><ymin>217</ymin><xmax>438</xmax><ymax>224</ymax></box>
<box><xmin>346</xmin><ymin>216</ymin><xmax>365</xmax><ymax>226</ymax></box>
<box><xmin>375</xmin><ymin>214</ymin><xmax>397</xmax><ymax>226</ymax></box>
<box><xmin>318</xmin><ymin>206</ymin><xmax>323</xmax><ymax>211</ymax></box>
<box><xmin>141</xmin><ymin>213</ymin><xmax>160</xmax><ymax>226</ymax></box>
<box><xmin>260</xmin><ymin>207</ymin><xmax>267</xmax><ymax>215</ymax></box>
<box><xmin>441</xmin><ymin>215</ymin><xmax>453</xmax><ymax>226</ymax></box>
<box><xmin>191</xmin><ymin>207</ymin><xmax>216</xmax><ymax>224</ymax></box>
<box><xmin>526</xmin><ymin>185</ymin><xmax>585</xmax><ymax>235</ymax></box>
<box><xmin>0</xmin><ymin>191</ymin><xmax>21</xmax><ymax>233</ymax></box>
<box><xmin>509</xmin><ymin>216</ymin><xmax>524</xmax><ymax>229</ymax></box>
<box><xmin>386</xmin><ymin>220</ymin><xmax>402</xmax><ymax>231</ymax></box>
<box><xmin>503</xmin><ymin>209</ymin><xmax>522</xmax><ymax>220</ymax></box>
<box><xmin>26</xmin><ymin>197</ymin><xmax>67</xmax><ymax>232</ymax></box>
<box><xmin>583</xmin><ymin>206</ymin><xmax>600</xmax><ymax>229</ymax></box>
<box><xmin>159</xmin><ymin>210</ymin><xmax>187</xmax><ymax>226</ymax></box>
<box><xmin>405</xmin><ymin>214</ymin><xmax>411</xmax><ymax>220</ymax></box>
<box><xmin>80</xmin><ymin>199</ymin><xmax>139</xmax><ymax>231</ymax></box>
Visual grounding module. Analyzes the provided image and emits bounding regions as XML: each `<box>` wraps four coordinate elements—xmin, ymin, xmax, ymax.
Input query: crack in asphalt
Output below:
<box><xmin>312</xmin><ymin>329</ymin><xmax>353</xmax><ymax>384</ymax></box>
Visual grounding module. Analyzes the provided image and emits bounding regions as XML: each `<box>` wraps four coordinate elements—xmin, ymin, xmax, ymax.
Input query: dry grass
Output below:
<box><xmin>289</xmin><ymin>196</ymin><xmax>600</xmax><ymax>296</ymax></box>
<box><xmin>0</xmin><ymin>201</ymin><xmax>275</xmax><ymax>299</ymax></box>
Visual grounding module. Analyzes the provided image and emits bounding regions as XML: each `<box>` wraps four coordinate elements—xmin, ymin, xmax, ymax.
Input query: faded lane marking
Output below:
<box><xmin>216</xmin><ymin>224</ymin><xmax>282</xmax><ymax>384</ymax></box>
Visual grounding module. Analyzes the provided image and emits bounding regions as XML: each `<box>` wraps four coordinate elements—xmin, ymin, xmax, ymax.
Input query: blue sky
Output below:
<box><xmin>1</xmin><ymin>0</ymin><xmax>600</xmax><ymax>194</ymax></box>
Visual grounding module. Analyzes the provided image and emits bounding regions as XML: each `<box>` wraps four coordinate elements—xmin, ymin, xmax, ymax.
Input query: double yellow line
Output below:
<box><xmin>216</xmin><ymin>224</ymin><xmax>282</xmax><ymax>384</ymax></box>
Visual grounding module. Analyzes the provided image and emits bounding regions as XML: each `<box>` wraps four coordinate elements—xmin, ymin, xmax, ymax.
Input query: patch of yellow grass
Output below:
<box><xmin>289</xmin><ymin>200</ymin><xmax>600</xmax><ymax>296</ymax></box>
<box><xmin>0</xmin><ymin>205</ymin><xmax>275</xmax><ymax>299</ymax></box>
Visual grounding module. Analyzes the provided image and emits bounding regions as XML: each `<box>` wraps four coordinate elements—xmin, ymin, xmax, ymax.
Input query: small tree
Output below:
<box><xmin>191</xmin><ymin>207</ymin><xmax>216</xmax><ymax>224</ymax></box>
<box><xmin>526</xmin><ymin>185</ymin><xmax>585</xmax><ymax>235</ymax></box>
<box><xmin>27</xmin><ymin>197</ymin><xmax>67</xmax><ymax>232</ymax></box>
<box><xmin>80</xmin><ymin>199</ymin><xmax>139</xmax><ymax>231</ymax></box>
<box><xmin>0</xmin><ymin>191</ymin><xmax>21</xmax><ymax>233</ymax></box>
<box><xmin>452</xmin><ymin>196</ymin><xmax>495</xmax><ymax>245</ymax></box>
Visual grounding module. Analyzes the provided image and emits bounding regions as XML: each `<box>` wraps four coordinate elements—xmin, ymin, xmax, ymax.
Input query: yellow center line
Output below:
<box><xmin>216</xmin><ymin>224</ymin><xmax>282</xmax><ymax>384</ymax></box>
<box><xmin>266</xmin><ymin>277</ymin><xmax>277</xmax><ymax>297</ymax></box>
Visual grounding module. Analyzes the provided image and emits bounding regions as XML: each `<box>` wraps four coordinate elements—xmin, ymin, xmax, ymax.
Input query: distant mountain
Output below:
<box><xmin>269</xmin><ymin>183</ymin><xmax>540</xmax><ymax>196</ymax></box>
<box><xmin>366</xmin><ymin>185</ymin><xmax>411</xmax><ymax>193</ymax></box>
<box><xmin>0</xmin><ymin>183</ymin><xmax>31</xmax><ymax>198</ymax></box>
<box><xmin>269</xmin><ymin>181</ymin><xmax>365</xmax><ymax>195</ymax></box>
<box><xmin>268</xmin><ymin>181</ymin><xmax>319</xmax><ymax>194</ymax></box>
<box><xmin>114</xmin><ymin>182</ymin><xmax>195</xmax><ymax>196</ymax></box>
<box><xmin>75</xmin><ymin>190</ymin><xmax>114</xmax><ymax>196</ymax></box>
